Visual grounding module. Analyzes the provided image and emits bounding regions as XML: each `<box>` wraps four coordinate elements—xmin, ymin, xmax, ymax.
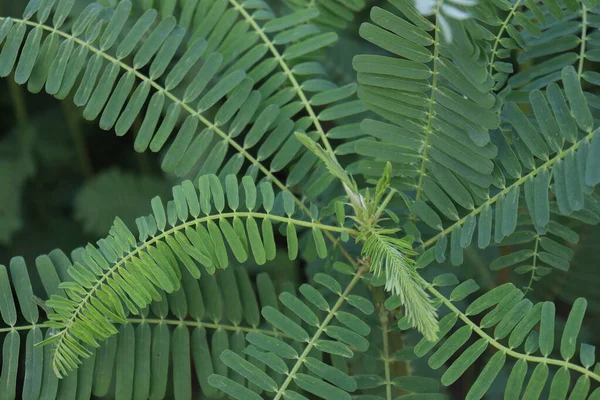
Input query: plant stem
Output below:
<box><xmin>61</xmin><ymin>100</ymin><xmax>94</xmax><ymax>177</ymax></box>
<box><xmin>428</xmin><ymin>285</ymin><xmax>600</xmax><ymax>383</ymax></box>
<box><xmin>272</xmin><ymin>268</ymin><xmax>366</xmax><ymax>400</ymax></box>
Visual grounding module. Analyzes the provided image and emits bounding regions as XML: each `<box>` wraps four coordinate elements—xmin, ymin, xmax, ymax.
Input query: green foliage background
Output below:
<box><xmin>0</xmin><ymin>0</ymin><xmax>599</xmax><ymax>399</ymax></box>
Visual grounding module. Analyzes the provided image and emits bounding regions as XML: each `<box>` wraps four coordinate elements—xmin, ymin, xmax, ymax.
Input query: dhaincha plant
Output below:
<box><xmin>0</xmin><ymin>0</ymin><xmax>600</xmax><ymax>399</ymax></box>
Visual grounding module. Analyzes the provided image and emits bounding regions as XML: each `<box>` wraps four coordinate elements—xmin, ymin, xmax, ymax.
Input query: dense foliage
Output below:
<box><xmin>0</xmin><ymin>0</ymin><xmax>600</xmax><ymax>399</ymax></box>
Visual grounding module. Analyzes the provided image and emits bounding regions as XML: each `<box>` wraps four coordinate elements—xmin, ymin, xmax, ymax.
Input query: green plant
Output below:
<box><xmin>0</xmin><ymin>0</ymin><xmax>600</xmax><ymax>399</ymax></box>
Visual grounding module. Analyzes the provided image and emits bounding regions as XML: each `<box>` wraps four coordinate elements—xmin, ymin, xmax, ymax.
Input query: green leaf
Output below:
<box><xmin>522</xmin><ymin>363</ymin><xmax>548</xmax><ymax>400</ymax></box>
<box><xmin>0</xmin><ymin>331</ymin><xmax>20</xmax><ymax>398</ymax></box>
<box><xmin>448</xmin><ymin>233</ymin><xmax>467</xmax><ymax>268</ymax></box>
<box><xmin>0</xmin><ymin>265</ymin><xmax>17</xmax><ymax>326</ymax></box>
<box><xmin>547</xmin><ymin>83</ymin><xmax>578</xmax><ymax>143</ymax></box>
<box><xmin>441</xmin><ymin>339</ymin><xmax>488</xmax><ymax>386</ymax></box>
<box><xmin>478</xmin><ymin>204</ymin><xmax>493</xmax><ymax>249</ymax></box>
<box><xmin>305</xmin><ymin>357</ymin><xmax>357</xmax><ymax>392</ymax></box>
<box><xmin>494</xmin><ymin>299</ymin><xmax>533</xmax><ymax>339</ymax></box>
<box><xmin>561</xmin><ymin>298</ymin><xmax>587</xmax><ymax>360</ymax></box>
<box><xmin>561</xmin><ymin>66</ymin><xmax>593</xmax><ymax>132</ymax></box>
<box><xmin>490</xmin><ymin>250</ymin><xmax>534</xmax><ymax>271</ymax></box>
<box><xmin>149</xmin><ymin>323</ymin><xmax>169</xmax><ymax>398</ymax></box>
<box><xmin>246</xmin><ymin>332</ymin><xmax>298</xmax><ymax>359</ymax></box>
<box><xmin>508</xmin><ymin>303</ymin><xmax>542</xmax><ymax>348</ymax></box>
<box><xmin>346</xmin><ymin>295</ymin><xmax>374</xmax><ymax>315</ymax></box>
<box><xmin>534</xmin><ymin>167</ymin><xmax>550</xmax><ymax>227</ymax></box>
<box><xmin>116</xmin><ymin>9</ymin><xmax>157</xmax><ymax>59</ymax></box>
<box><xmin>312</xmin><ymin>228</ymin><xmax>328</xmax><ymax>259</ymax></box>
<box><xmin>433</xmin><ymin>273</ymin><xmax>459</xmax><ymax>288</ymax></box>
<box><xmin>548</xmin><ymin>367</ymin><xmax>570</xmax><ymax>400</ymax></box>
<box><xmin>505</xmin><ymin>359</ymin><xmax>527</xmax><ymax>400</ymax></box>
<box><xmin>529</xmin><ymin>90</ymin><xmax>562</xmax><ymax>152</ymax></box>
<box><xmin>502</xmin><ymin>185</ymin><xmax>520</xmax><ymax>236</ymax></box>
<box><xmin>465</xmin><ymin>351</ymin><xmax>505</xmax><ymax>400</ymax></box>
<box><xmin>359</xmin><ymin>23</ymin><xmax>431</xmax><ymax>62</ymax></box>
<box><xmin>294</xmin><ymin>372</ymin><xmax>351</xmax><ymax>400</ymax></box>
<box><xmin>10</xmin><ymin>257</ymin><xmax>39</xmax><ymax>323</ymax></box>
<box><xmin>580</xmin><ymin>343</ymin><xmax>596</xmax><ymax>368</ymax></box>
<box><xmin>246</xmin><ymin>217</ymin><xmax>266</xmax><ymax>265</ymax></box>
<box><xmin>504</xmin><ymin>102</ymin><xmax>549</xmax><ymax>160</ymax></box>
<box><xmin>220</xmin><ymin>349</ymin><xmax>277</xmax><ymax>392</ymax></box>
<box><xmin>429</xmin><ymin>326</ymin><xmax>472</xmax><ymax>370</ymax></box>
<box><xmin>262</xmin><ymin>306</ymin><xmax>309</xmax><ymax>342</ymax></box>
<box><xmin>412</xmin><ymin>200</ymin><xmax>442</xmax><ymax>230</ymax></box>
<box><xmin>100</xmin><ymin>1</ymin><xmax>131</xmax><ymax>50</ymax></box>
<box><xmin>22</xmin><ymin>327</ymin><xmax>43</xmax><ymax>400</ymax></box>
<box><xmin>244</xmin><ymin>345</ymin><xmax>287</xmax><ymax>375</ymax></box>
<box><xmin>14</xmin><ymin>26</ymin><xmax>42</xmax><ymax>84</ymax></box>
<box><xmin>314</xmin><ymin>273</ymin><xmax>342</xmax><ymax>294</ymax></box>
<box><xmin>0</xmin><ymin>23</ymin><xmax>26</xmax><ymax>77</ymax></box>
<box><xmin>197</xmin><ymin>70</ymin><xmax>246</xmax><ymax>112</ymax></box>
<box><xmin>283</xmin><ymin>32</ymin><xmax>338</xmax><ymax>60</ymax></box>
<box><xmin>450</xmin><ymin>280</ymin><xmax>479</xmax><ymax>302</ymax></box>
<box><xmin>539</xmin><ymin>302</ymin><xmax>555</xmax><ymax>357</ymax></box>
<box><xmin>537</xmin><ymin>252</ymin><xmax>569</xmax><ymax>271</ymax></box>
<box><xmin>219</xmin><ymin>218</ymin><xmax>248</xmax><ymax>263</ymax></box>
<box><xmin>279</xmin><ymin>292</ymin><xmax>319</xmax><ymax>327</ymax></box>
<box><xmin>424</xmin><ymin>179</ymin><xmax>459</xmax><ymax>221</ymax></box>
<box><xmin>564</xmin><ymin>150</ymin><xmax>584</xmax><ymax>211</ymax></box>
<box><xmin>263</xmin><ymin>8</ymin><xmax>319</xmax><ymax>33</ymax></box>
<box><xmin>115</xmin><ymin>324</ymin><xmax>135</xmax><ymax>400</ymax></box>
<box><xmin>586</xmin><ymin>129</ymin><xmax>600</xmax><ymax>186</ymax></box>
<box><xmin>314</xmin><ymin>340</ymin><xmax>353</xmax><ymax>358</ymax></box>
<box><xmin>208</xmin><ymin>375</ymin><xmax>262</xmax><ymax>400</ymax></box>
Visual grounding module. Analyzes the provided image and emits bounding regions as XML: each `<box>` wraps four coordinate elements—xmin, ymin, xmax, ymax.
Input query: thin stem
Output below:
<box><xmin>228</xmin><ymin>0</ymin><xmax>337</xmax><ymax>158</ymax></box>
<box><xmin>2</xmin><ymin>318</ymin><xmax>289</xmax><ymax>339</ymax></box>
<box><xmin>414</xmin><ymin>16</ymin><xmax>440</xmax><ymax>202</ymax></box>
<box><xmin>125</xmin><ymin>318</ymin><xmax>289</xmax><ymax>338</ymax></box>
<box><xmin>61</xmin><ymin>100</ymin><xmax>93</xmax><ymax>177</ymax></box>
<box><xmin>0</xmin><ymin>324</ymin><xmax>38</xmax><ymax>333</ymax></box>
<box><xmin>419</xmin><ymin>134</ymin><xmax>593</xmax><ymax>251</ymax></box>
<box><xmin>48</xmin><ymin>211</ymin><xmax>355</xmax><ymax>358</ymax></box>
<box><xmin>7</xmin><ymin>79</ymin><xmax>27</xmax><ymax>122</ymax></box>
<box><xmin>372</xmin><ymin>287</ymin><xmax>395</xmax><ymax>399</ymax></box>
<box><xmin>488</xmin><ymin>0</ymin><xmax>522</xmax><ymax>75</ymax></box>
<box><xmin>375</xmin><ymin>189</ymin><xmax>397</xmax><ymax>221</ymax></box>
<box><xmin>427</xmin><ymin>285</ymin><xmax>600</xmax><ymax>383</ymax></box>
<box><xmin>0</xmin><ymin>17</ymin><xmax>312</xmax><ymax>217</ymax></box>
<box><xmin>382</xmin><ymin>314</ymin><xmax>393</xmax><ymax>400</ymax></box>
<box><xmin>524</xmin><ymin>235</ymin><xmax>540</xmax><ymax>294</ymax></box>
<box><xmin>578</xmin><ymin>6</ymin><xmax>588</xmax><ymax>79</ymax></box>
<box><xmin>272</xmin><ymin>269</ymin><xmax>366</xmax><ymax>400</ymax></box>
<box><xmin>2</xmin><ymin>15</ymin><xmax>354</xmax><ymax>269</ymax></box>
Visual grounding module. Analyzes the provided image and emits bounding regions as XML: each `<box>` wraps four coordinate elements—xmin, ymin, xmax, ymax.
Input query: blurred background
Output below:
<box><xmin>0</xmin><ymin>0</ymin><xmax>598</xmax><ymax>398</ymax></box>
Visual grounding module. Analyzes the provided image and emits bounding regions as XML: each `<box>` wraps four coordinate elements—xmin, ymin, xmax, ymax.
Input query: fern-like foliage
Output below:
<box><xmin>423</xmin><ymin>275</ymin><xmax>600</xmax><ymax>399</ymax></box>
<box><xmin>2</xmin><ymin>0</ymin><xmax>600</xmax><ymax>398</ymax></box>
<box><xmin>362</xmin><ymin>230</ymin><xmax>438</xmax><ymax>340</ymax></box>
<box><xmin>0</xmin><ymin>250</ymin><xmax>298</xmax><ymax>399</ymax></box>
<box><xmin>209</xmin><ymin>268</ymin><xmax>373</xmax><ymax>400</ymax></box>
<box><xmin>354</xmin><ymin>2</ymin><xmax>600</xmax><ymax>286</ymax></box>
<box><xmin>39</xmin><ymin>173</ymin><xmax>351</xmax><ymax>377</ymax></box>
<box><xmin>282</xmin><ymin>0</ymin><xmax>367</xmax><ymax>30</ymax></box>
<box><xmin>489</xmin><ymin>0</ymin><xmax>596</xmax><ymax>90</ymax></box>
<box><xmin>349</xmin><ymin>286</ymin><xmax>444</xmax><ymax>399</ymax></box>
<box><xmin>349</xmin><ymin>0</ymin><xmax>499</xmax><ymax>224</ymax></box>
<box><xmin>414</xmin><ymin>69</ymin><xmax>600</xmax><ymax>285</ymax></box>
<box><xmin>0</xmin><ymin>0</ymin><xmax>365</xmax><ymax>199</ymax></box>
